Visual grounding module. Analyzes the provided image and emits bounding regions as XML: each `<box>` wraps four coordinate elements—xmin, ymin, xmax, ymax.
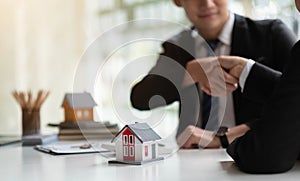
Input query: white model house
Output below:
<box><xmin>109</xmin><ymin>122</ymin><xmax>163</xmax><ymax>165</ymax></box>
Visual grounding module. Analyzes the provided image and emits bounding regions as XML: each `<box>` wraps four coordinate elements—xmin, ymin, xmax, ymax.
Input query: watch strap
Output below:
<box><xmin>219</xmin><ymin>134</ymin><xmax>229</xmax><ymax>148</ymax></box>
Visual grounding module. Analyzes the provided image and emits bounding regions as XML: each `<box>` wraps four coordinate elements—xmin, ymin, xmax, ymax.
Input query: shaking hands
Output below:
<box><xmin>183</xmin><ymin>55</ymin><xmax>249</xmax><ymax>96</ymax></box>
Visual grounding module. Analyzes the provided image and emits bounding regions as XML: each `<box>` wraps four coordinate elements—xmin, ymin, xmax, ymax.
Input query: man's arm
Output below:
<box><xmin>226</xmin><ymin>42</ymin><xmax>300</xmax><ymax>174</ymax></box>
<box><xmin>131</xmin><ymin>35</ymin><xmax>240</xmax><ymax>110</ymax></box>
<box><xmin>131</xmin><ymin>41</ymin><xmax>191</xmax><ymax>110</ymax></box>
<box><xmin>227</xmin><ymin>113</ymin><xmax>299</xmax><ymax>174</ymax></box>
<box><xmin>241</xmin><ymin>62</ymin><xmax>282</xmax><ymax>102</ymax></box>
<box><xmin>177</xmin><ymin>124</ymin><xmax>250</xmax><ymax>149</ymax></box>
<box><xmin>219</xmin><ymin>20</ymin><xmax>296</xmax><ymax>103</ymax></box>
<box><xmin>241</xmin><ymin>19</ymin><xmax>296</xmax><ymax>102</ymax></box>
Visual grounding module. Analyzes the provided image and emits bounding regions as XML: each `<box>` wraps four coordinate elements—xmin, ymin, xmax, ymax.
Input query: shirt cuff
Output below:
<box><xmin>239</xmin><ymin>59</ymin><xmax>255</xmax><ymax>92</ymax></box>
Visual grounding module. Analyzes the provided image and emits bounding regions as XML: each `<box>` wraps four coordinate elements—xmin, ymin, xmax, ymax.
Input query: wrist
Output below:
<box><xmin>218</xmin><ymin>134</ymin><xmax>229</xmax><ymax>148</ymax></box>
<box><xmin>216</xmin><ymin>126</ymin><xmax>229</xmax><ymax>148</ymax></box>
<box><xmin>239</xmin><ymin>59</ymin><xmax>255</xmax><ymax>91</ymax></box>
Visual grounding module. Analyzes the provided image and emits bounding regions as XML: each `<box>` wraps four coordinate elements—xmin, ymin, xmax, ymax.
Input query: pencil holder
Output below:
<box><xmin>22</xmin><ymin>109</ymin><xmax>40</xmax><ymax>136</ymax></box>
<box><xmin>12</xmin><ymin>90</ymin><xmax>49</xmax><ymax>136</ymax></box>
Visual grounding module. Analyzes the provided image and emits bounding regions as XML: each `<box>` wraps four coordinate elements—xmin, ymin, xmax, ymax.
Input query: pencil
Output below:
<box><xmin>12</xmin><ymin>90</ymin><xmax>50</xmax><ymax>110</ymax></box>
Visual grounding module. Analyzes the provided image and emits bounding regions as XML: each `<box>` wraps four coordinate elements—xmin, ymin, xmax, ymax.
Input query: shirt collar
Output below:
<box><xmin>218</xmin><ymin>11</ymin><xmax>234</xmax><ymax>46</ymax></box>
<box><xmin>191</xmin><ymin>11</ymin><xmax>234</xmax><ymax>46</ymax></box>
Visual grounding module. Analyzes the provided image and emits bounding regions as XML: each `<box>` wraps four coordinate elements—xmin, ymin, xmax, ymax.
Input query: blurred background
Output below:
<box><xmin>0</xmin><ymin>0</ymin><xmax>299</xmax><ymax>136</ymax></box>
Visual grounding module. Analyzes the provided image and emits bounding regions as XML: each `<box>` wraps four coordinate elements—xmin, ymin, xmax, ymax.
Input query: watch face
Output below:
<box><xmin>216</xmin><ymin>126</ymin><xmax>228</xmax><ymax>136</ymax></box>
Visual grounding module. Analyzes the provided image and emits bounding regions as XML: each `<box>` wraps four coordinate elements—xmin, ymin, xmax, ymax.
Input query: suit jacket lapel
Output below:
<box><xmin>231</xmin><ymin>14</ymin><xmax>249</xmax><ymax>124</ymax></box>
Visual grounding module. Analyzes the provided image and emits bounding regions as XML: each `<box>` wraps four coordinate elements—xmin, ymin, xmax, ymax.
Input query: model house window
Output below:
<box><xmin>76</xmin><ymin>111</ymin><xmax>82</xmax><ymax>119</ymax></box>
<box><xmin>123</xmin><ymin>135</ymin><xmax>128</xmax><ymax>144</ymax></box>
<box><xmin>145</xmin><ymin>145</ymin><xmax>148</xmax><ymax>157</ymax></box>
<box><xmin>129</xmin><ymin>135</ymin><xmax>133</xmax><ymax>144</ymax></box>
<box><xmin>84</xmin><ymin>110</ymin><xmax>90</xmax><ymax>118</ymax></box>
<box><xmin>129</xmin><ymin>146</ymin><xmax>134</xmax><ymax>156</ymax></box>
<box><xmin>124</xmin><ymin>146</ymin><xmax>128</xmax><ymax>156</ymax></box>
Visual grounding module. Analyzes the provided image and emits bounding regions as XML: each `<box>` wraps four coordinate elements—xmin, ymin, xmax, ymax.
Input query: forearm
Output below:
<box><xmin>130</xmin><ymin>74</ymin><xmax>180</xmax><ymax>110</ymax></box>
<box><xmin>207</xmin><ymin>124</ymin><xmax>250</xmax><ymax>148</ymax></box>
<box><xmin>242</xmin><ymin>62</ymin><xmax>282</xmax><ymax>103</ymax></box>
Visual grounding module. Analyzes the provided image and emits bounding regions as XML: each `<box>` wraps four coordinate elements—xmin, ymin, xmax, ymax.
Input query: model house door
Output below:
<box><xmin>122</xmin><ymin>129</ymin><xmax>135</xmax><ymax>161</ymax></box>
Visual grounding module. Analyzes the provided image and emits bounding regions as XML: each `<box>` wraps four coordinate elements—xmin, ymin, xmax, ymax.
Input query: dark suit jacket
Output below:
<box><xmin>130</xmin><ymin>14</ymin><xmax>297</xmax><ymax>135</ymax></box>
<box><xmin>227</xmin><ymin>41</ymin><xmax>300</xmax><ymax>174</ymax></box>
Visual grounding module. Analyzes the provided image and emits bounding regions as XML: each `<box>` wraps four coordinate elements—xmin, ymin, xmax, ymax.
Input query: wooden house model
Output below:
<box><xmin>61</xmin><ymin>92</ymin><xmax>97</xmax><ymax>122</ymax></box>
<box><xmin>109</xmin><ymin>122</ymin><xmax>163</xmax><ymax>165</ymax></box>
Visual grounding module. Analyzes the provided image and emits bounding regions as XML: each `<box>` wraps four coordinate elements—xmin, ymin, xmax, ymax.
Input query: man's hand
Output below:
<box><xmin>183</xmin><ymin>57</ymin><xmax>238</xmax><ymax>96</ymax></box>
<box><xmin>218</xmin><ymin>56</ymin><xmax>248</xmax><ymax>78</ymax></box>
<box><xmin>176</xmin><ymin>125</ymin><xmax>221</xmax><ymax>149</ymax></box>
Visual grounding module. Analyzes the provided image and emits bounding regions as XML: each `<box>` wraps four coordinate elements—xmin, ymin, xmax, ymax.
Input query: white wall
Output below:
<box><xmin>0</xmin><ymin>0</ymin><xmax>86</xmax><ymax>134</ymax></box>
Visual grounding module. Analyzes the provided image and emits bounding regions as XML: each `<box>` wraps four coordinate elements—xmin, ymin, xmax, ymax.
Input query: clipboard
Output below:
<box><xmin>34</xmin><ymin>142</ymin><xmax>110</xmax><ymax>155</ymax></box>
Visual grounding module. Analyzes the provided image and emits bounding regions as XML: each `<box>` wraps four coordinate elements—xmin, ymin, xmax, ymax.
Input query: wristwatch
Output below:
<box><xmin>216</xmin><ymin>126</ymin><xmax>229</xmax><ymax>148</ymax></box>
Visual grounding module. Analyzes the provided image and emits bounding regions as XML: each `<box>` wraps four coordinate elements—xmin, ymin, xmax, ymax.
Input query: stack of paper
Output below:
<box><xmin>57</xmin><ymin>121</ymin><xmax>119</xmax><ymax>140</ymax></box>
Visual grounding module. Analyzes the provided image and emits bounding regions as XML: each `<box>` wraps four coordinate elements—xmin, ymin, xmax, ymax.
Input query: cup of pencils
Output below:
<box><xmin>12</xmin><ymin>90</ymin><xmax>50</xmax><ymax>136</ymax></box>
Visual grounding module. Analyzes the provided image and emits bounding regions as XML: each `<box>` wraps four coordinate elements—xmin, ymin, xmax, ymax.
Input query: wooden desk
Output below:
<box><xmin>1</xmin><ymin>143</ymin><xmax>300</xmax><ymax>181</ymax></box>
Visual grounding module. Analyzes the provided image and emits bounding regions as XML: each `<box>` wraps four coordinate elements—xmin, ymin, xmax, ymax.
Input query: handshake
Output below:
<box><xmin>184</xmin><ymin>55</ymin><xmax>249</xmax><ymax>96</ymax></box>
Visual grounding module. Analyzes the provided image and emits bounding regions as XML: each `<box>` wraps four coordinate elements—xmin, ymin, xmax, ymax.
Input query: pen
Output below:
<box><xmin>71</xmin><ymin>143</ymin><xmax>92</xmax><ymax>149</ymax></box>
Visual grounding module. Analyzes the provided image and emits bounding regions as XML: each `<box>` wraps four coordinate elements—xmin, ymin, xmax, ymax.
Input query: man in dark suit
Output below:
<box><xmin>223</xmin><ymin>0</ymin><xmax>300</xmax><ymax>174</ymax></box>
<box><xmin>130</xmin><ymin>0</ymin><xmax>296</xmax><ymax>148</ymax></box>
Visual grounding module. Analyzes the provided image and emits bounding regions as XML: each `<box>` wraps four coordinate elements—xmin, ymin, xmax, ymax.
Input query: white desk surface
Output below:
<box><xmin>1</xmin><ymin>142</ymin><xmax>300</xmax><ymax>181</ymax></box>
